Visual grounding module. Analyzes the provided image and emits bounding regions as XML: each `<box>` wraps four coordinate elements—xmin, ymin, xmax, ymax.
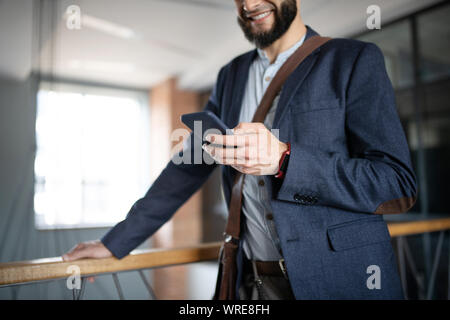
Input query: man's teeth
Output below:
<box><xmin>252</xmin><ymin>11</ymin><xmax>271</xmax><ymax>20</ymax></box>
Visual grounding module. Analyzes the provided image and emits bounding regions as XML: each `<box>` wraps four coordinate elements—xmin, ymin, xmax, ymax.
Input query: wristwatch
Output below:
<box><xmin>275</xmin><ymin>142</ymin><xmax>291</xmax><ymax>179</ymax></box>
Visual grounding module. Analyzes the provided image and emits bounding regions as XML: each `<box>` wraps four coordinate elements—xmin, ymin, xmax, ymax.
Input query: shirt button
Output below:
<box><xmin>258</xmin><ymin>179</ymin><xmax>265</xmax><ymax>186</ymax></box>
<box><xmin>265</xmin><ymin>76</ymin><xmax>271</xmax><ymax>82</ymax></box>
<box><xmin>266</xmin><ymin>213</ymin><xmax>274</xmax><ymax>220</ymax></box>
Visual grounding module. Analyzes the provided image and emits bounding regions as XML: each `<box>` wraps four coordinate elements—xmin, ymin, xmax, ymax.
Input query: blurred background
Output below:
<box><xmin>0</xmin><ymin>0</ymin><xmax>449</xmax><ymax>299</ymax></box>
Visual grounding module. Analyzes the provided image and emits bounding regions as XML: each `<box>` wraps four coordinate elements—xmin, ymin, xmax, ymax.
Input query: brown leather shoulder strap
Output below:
<box><xmin>252</xmin><ymin>36</ymin><xmax>332</xmax><ymax>122</ymax></box>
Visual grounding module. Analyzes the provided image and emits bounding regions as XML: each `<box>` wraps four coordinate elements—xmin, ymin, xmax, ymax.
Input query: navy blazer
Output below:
<box><xmin>102</xmin><ymin>27</ymin><xmax>417</xmax><ymax>299</ymax></box>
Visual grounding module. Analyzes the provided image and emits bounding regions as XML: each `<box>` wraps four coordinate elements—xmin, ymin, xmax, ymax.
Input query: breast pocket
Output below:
<box><xmin>290</xmin><ymin>97</ymin><xmax>341</xmax><ymax>114</ymax></box>
<box><xmin>288</xmin><ymin>97</ymin><xmax>343</xmax><ymax>147</ymax></box>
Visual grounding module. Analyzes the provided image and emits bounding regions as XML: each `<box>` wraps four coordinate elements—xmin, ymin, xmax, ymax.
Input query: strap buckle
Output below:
<box><xmin>279</xmin><ymin>258</ymin><xmax>288</xmax><ymax>279</ymax></box>
<box><xmin>223</xmin><ymin>233</ymin><xmax>239</xmax><ymax>245</ymax></box>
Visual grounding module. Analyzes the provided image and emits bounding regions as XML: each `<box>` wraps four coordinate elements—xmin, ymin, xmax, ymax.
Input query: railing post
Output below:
<box><xmin>397</xmin><ymin>236</ymin><xmax>408</xmax><ymax>299</ymax></box>
<box><xmin>138</xmin><ymin>270</ymin><xmax>157</xmax><ymax>300</ymax></box>
<box><xmin>112</xmin><ymin>273</ymin><xmax>125</xmax><ymax>300</ymax></box>
<box><xmin>402</xmin><ymin>237</ymin><xmax>425</xmax><ymax>299</ymax></box>
<box><xmin>448</xmin><ymin>231</ymin><xmax>450</xmax><ymax>300</ymax></box>
<box><xmin>426</xmin><ymin>231</ymin><xmax>445</xmax><ymax>300</ymax></box>
<box><xmin>72</xmin><ymin>277</ymin><xmax>86</xmax><ymax>300</ymax></box>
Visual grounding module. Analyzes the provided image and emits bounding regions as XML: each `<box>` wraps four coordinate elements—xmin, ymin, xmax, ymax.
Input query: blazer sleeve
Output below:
<box><xmin>101</xmin><ymin>68</ymin><xmax>225</xmax><ymax>259</ymax></box>
<box><xmin>275</xmin><ymin>43</ymin><xmax>417</xmax><ymax>214</ymax></box>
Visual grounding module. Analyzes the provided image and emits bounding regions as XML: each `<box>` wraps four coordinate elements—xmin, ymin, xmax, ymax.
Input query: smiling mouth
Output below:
<box><xmin>249</xmin><ymin>10</ymin><xmax>273</xmax><ymax>21</ymax></box>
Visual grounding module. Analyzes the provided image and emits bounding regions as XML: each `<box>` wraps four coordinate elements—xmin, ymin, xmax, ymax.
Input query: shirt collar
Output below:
<box><xmin>256</xmin><ymin>33</ymin><xmax>307</xmax><ymax>66</ymax></box>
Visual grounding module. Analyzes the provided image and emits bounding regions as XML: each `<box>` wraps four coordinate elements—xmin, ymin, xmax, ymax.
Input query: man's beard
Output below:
<box><xmin>237</xmin><ymin>0</ymin><xmax>298</xmax><ymax>49</ymax></box>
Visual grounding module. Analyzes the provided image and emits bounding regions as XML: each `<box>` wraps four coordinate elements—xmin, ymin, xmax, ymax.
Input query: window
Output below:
<box><xmin>416</xmin><ymin>4</ymin><xmax>450</xmax><ymax>214</ymax></box>
<box><xmin>357</xmin><ymin>20</ymin><xmax>414</xmax><ymax>90</ymax></box>
<box><xmin>418</xmin><ymin>5</ymin><xmax>450</xmax><ymax>84</ymax></box>
<box><xmin>34</xmin><ymin>84</ymin><xmax>150</xmax><ymax>229</ymax></box>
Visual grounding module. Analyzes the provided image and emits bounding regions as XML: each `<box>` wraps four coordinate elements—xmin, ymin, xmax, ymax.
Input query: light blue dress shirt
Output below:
<box><xmin>239</xmin><ymin>34</ymin><xmax>306</xmax><ymax>261</ymax></box>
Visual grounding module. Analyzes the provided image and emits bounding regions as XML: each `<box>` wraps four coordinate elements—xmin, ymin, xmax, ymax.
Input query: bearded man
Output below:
<box><xmin>63</xmin><ymin>0</ymin><xmax>417</xmax><ymax>300</ymax></box>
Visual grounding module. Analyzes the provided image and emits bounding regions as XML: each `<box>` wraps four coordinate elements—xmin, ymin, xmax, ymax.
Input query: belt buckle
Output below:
<box><xmin>279</xmin><ymin>258</ymin><xmax>288</xmax><ymax>279</ymax></box>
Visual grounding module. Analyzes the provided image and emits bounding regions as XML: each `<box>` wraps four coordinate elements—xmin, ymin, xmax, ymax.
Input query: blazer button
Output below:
<box><xmin>266</xmin><ymin>213</ymin><xmax>273</xmax><ymax>220</ymax></box>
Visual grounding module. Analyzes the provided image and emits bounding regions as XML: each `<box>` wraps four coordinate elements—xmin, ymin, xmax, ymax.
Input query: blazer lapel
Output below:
<box><xmin>224</xmin><ymin>26</ymin><xmax>323</xmax><ymax>130</ymax></box>
<box><xmin>272</xmin><ymin>26</ymin><xmax>322</xmax><ymax>129</ymax></box>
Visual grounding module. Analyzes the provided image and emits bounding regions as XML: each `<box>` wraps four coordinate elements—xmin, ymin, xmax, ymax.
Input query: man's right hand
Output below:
<box><xmin>62</xmin><ymin>240</ymin><xmax>113</xmax><ymax>262</ymax></box>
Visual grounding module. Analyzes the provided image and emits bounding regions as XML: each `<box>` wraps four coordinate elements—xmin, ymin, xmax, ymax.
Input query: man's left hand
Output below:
<box><xmin>203</xmin><ymin>122</ymin><xmax>288</xmax><ymax>176</ymax></box>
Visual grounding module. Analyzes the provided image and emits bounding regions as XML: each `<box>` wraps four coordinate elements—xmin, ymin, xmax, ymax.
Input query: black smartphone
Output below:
<box><xmin>181</xmin><ymin>111</ymin><xmax>231</xmax><ymax>143</ymax></box>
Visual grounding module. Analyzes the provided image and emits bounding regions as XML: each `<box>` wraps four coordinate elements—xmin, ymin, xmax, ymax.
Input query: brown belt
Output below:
<box><xmin>243</xmin><ymin>258</ymin><xmax>288</xmax><ymax>278</ymax></box>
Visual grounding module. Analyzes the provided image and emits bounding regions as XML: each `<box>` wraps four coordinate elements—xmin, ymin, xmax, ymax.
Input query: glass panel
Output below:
<box><xmin>416</xmin><ymin>4</ymin><xmax>450</xmax><ymax>214</ymax></box>
<box><xmin>357</xmin><ymin>20</ymin><xmax>414</xmax><ymax>90</ymax></box>
<box><xmin>418</xmin><ymin>5</ymin><xmax>450</xmax><ymax>83</ymax></box>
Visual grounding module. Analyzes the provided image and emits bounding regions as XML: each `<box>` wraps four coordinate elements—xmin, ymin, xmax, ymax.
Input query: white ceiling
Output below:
<box><xmin>0</xmin><ymin>0</ymin><xmax>443</xmax><ymax>90</ymax></box>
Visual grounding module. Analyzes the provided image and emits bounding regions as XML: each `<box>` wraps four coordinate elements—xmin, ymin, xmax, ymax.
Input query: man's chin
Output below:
<box><xmin>251</xmin><ymin>26</ymin><xmax>273</xmax><ymax>36</ymax></box>
<box><xmin>249</xmin><ymin>24</ymin><xmax>274</xmax><ymax>38</ymax></box>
